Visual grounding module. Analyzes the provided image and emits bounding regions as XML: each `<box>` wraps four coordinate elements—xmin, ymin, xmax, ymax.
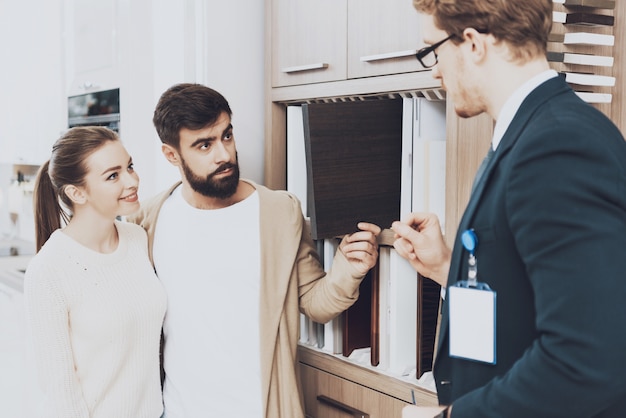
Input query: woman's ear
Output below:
<box><xmin>63</xmin><ymin>184</ymin><xmax>87</xmax><ymax>205</ymax></box>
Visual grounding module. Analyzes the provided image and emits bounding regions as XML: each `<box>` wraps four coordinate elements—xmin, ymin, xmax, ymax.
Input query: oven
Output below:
<box><xmin>68</xmin><ymin>88</ymin><xmax>120</xmax><ymax>132</ymax></box>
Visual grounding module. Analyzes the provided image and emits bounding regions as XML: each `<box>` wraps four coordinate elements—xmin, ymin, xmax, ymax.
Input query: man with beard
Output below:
<box><xmin>128</xmin><ymin>83</ymin><xmax>381</xmax><ymax>418</ymax></box>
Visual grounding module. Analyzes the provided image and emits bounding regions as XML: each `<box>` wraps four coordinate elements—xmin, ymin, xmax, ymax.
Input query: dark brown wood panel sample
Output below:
<box><xmin>342</xmin><ymin>266</ymin><xmax>373</xmax><ymax>358</ymax></box>
<box><xmin>370</xmin><ymin>259</ymin><xmax>380</xmax><ymax>367</ymax></box>
<box><xmin>416</xmin><ymin>275</ymin><xmax>441</xmax><ymax>378</ymax></box>
<box><xmin>563</xmin><ymin>0</ymin><xmax>615</xmax><ymax>9</ymax></box>
<box><xmin>564</xmin><ymin>12</ymin><xmax>614</xmax><ymax>26</ymax></box>
<box><xmin>547</xmin><ymin>51</ymin><xmax>565</xmax><ymax>63</ymax></box>
<box><xmin>302</xmin><ymin>99</ymin><xmax>403</xmax><ymax>240</ymax></box>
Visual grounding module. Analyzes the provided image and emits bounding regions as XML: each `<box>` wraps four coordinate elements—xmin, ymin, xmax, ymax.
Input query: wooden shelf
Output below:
<box><xmin>271</xmin><ymin>71</ymin><xmax>442</xmax><ymax>103</ymax></box>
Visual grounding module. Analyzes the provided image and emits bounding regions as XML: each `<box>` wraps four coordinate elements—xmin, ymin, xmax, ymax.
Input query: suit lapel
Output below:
<box><xmin>460</xmin><ymin>76</ymin><xmax>568</xmax><ymax>232</ymax></box>
<box><xmin>434</xmin><ymin>76</ymin><xmax>571</xmax><ymax>365</ymax></box>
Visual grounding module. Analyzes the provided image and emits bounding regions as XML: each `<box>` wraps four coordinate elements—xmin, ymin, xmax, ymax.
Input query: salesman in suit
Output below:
<box><xmin>392</xmin><ymin>0</ymin><xmax>626</xmax><ymax>417</ymax></box>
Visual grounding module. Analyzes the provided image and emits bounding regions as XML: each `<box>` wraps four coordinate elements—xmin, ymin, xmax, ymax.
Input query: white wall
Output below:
<box><xmin>0</xmin><ymin>0</ymin><xmax>65</xmax><ymax>241</ymax></box>
<box><xmin>199</xmin><ymin>1</ymin><xmax>266</xmax><ymax>189</ymax></box>
<box><xmin>146</xmin><ymin>0</ymin><xmax>266</xmax><ymax>198</ymax></box>
<box><xmin>0</xmin><ymin>0</ymin><xmax>266</xmax><ymax>235</ymax></box>
<box><xmin>0</xmin><ymin>0</ymin><xmax>66</xmax><ymax>165</ymax></box>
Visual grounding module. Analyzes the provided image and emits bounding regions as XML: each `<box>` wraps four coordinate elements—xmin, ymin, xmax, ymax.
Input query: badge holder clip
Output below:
<box><xmin>448</xmin><ymin>229</ymin><xmax>497</xmax><ymax>364</ymax></box>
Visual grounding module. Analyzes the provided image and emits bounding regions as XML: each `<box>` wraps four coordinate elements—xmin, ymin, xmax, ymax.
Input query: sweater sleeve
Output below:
<box><xmin>24</xmin><ymin>264</ymin><xmax>90</xmax><ymax>418</ymax></box>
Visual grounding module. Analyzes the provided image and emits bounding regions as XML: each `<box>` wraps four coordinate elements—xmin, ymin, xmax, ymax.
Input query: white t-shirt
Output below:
<box><xmin>154</xmin><ymin>186</ymin><xmax>262</xmax><ymax>417</ymax></box>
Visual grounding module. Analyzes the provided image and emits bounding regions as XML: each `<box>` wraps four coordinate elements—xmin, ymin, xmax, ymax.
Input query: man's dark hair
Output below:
<box><xmin>153</xmin><ymin>83</ymin><xmax>233</xmax><ymax>149</ymax></box>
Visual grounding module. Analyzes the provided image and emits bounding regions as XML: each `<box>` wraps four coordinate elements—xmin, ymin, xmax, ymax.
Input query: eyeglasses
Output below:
<box><xmin>415</xmin><ymin>34</ymin><xmax>456</xmax><ymax>68</ymax></box>
<box><xmin>416</xmin><ymin>29</ymin><xmax>489</xmax><ymax>68</ymax></box>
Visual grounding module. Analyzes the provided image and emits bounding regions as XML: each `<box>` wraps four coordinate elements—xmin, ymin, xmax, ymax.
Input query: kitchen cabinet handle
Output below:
<box><xmin>360</xmin><ymin>49</ymin><xmax>418</xmax><ymax>63</ymax></box>
<box><xmin>79</xmin><ymin>81</ymin><xmax>100</xmax><ymax>90</ymax></box>
<box><xmin>281</xmin><ymin>63</ymin><xmax>329</xmax><ymax>73</ymax></box>
<box><xmin>317</xmin><ymin>395</ymin><xmax>370</xmax><ymax>418</ymax></box>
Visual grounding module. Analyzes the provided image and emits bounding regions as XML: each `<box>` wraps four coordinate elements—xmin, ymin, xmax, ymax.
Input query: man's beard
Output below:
<box><xmin>181</xmin><ymin>156</ymin><xmax>240</xmax><ymax>199</ymax></box>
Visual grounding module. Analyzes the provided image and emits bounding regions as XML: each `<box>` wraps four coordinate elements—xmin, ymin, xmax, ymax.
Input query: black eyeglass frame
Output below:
<box><xmin>415</xmin><ymin>29</ymin><xmax>489</xmax><ymax>69</ymax></box>
<box><xmin>415</xmin><ymin>34</ymin><xmax>456</xmax><ymax>68</ymax></box>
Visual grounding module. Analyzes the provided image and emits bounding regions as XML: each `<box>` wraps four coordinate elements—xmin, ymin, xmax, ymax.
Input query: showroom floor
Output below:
<box><xmin>0</xmin><ymin>256</ymin><xmax>44</xmax><ymax>418</ymax></box>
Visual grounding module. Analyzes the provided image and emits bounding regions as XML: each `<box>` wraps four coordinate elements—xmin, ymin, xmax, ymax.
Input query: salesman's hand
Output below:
<box><xmin>339</xmin><ymin>222</ymin><xmax>381</xmax><ymax>275</ymax></box>
<box><xmin>391</xmin><ymin>212</ymin><xmax>451</xmax><ymax>287</ymax></box>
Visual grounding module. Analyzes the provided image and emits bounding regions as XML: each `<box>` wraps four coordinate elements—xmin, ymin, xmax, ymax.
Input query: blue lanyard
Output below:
<box><xmin>461</xmin><ymin>229</ymin><xmax>479</xmax><ymax>287</ymax></box>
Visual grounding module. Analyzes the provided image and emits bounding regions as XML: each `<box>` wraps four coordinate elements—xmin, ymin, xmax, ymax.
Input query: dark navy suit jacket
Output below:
<box><xmin>434</xmin><ymin>76</ymin><xmax>626</xmax><ymax>417</ymax></box>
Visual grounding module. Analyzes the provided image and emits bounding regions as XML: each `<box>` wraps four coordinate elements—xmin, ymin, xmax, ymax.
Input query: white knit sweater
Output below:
<box><xmin>24</xmin><ymin>221</ymin><xmax>166</xmax><ymax>418</ymax></box>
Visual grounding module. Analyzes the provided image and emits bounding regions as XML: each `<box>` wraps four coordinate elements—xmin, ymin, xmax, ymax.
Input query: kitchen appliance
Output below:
<box><xmin>68</xmin><ymin>88</ymin><xmax>120</xmax><ymax>132</ymax></box>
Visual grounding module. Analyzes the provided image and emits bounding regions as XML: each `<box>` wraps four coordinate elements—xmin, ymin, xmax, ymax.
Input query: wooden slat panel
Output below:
<box><xmin>550</xmin><ymin>2</ymin><xmax>615</xmax><ymax>115</ymax></box>
<box><xmin>609</xmin><ymin>0</ymin><xmax>626</xmax><ymax>133</ymax></box>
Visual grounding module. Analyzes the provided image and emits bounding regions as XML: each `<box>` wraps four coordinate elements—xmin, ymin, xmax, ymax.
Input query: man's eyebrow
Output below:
<box><xmin>189</xmin><ymin>124</ymin><xmax>233</xmax><ymax>148</ymax></box>
<box><xmin>190</xmin><ymin>135</ymin><xmax>215</xmax><ymax>148</ymax></box>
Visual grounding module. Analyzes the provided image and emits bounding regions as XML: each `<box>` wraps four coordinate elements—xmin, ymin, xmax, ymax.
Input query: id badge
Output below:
<box><xmin>448</xmin><ymin>281</ymin><xmax>497</xmax><ymax>364</ymax></box>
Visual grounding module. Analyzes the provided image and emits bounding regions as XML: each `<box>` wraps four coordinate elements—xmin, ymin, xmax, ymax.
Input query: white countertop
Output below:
<box><xmin>0</xmin><ymin>255</ymin><xmax>32</xmax><ymax>293</ymax></box>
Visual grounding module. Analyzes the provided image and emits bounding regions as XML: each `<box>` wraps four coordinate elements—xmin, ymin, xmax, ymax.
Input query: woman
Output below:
<box><xmin>24</xmin><ymin>126</ymin><xmax>166</xmax><ymax>418</ymax></box>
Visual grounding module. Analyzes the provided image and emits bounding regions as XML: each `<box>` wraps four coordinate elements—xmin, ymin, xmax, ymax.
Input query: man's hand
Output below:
<box><xmin>339</xmin><ymin>222</ymin><xmax>381</xmax><ymax>275</ymax></box>
<box><xmin>391</xmin><ymin>212</ymin><xmax>451</xmax><ymax>287</ymax></box>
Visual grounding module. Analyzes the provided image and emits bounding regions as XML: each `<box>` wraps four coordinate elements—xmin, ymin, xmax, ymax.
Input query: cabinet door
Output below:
<box><xmin>271</xmin><ymin>0</ymin><xmax>347</xmax><ymax>87</ymax></box>
<box><xmin>64</xmin><ymin>0</ymin><xmax>120</xmax><ymax>95</ymax></box>
<box><xmin>347</xmin><ymin>0</ymin><xmax>425</xmax><ymax>79</ymax></box>
<box><xmin>300</xmin><ymin>363</ymin><xmax>409</xmax><ymax>418</ymax></box>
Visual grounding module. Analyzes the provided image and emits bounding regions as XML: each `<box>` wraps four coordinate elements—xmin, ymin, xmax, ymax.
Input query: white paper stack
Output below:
<box><xmin>291</xmin><ymin>104</ymin><xmax>314</xmax><ymax>346</ymax></box>
<box><xmin>286</xmin><ymin>105</ymin><xmax>308</xmax><ymax>216</ymax></box>
<box><xmin>575</xmin><ymin>92</ymin><xmax>613</xmax><ymax>104</ymax></box>
<box><xmin>563</xmin><ymin>53</ymin><xmax>614</xmax><ymax>67</ymax></box>
<box><xmin>563</xmin><ymin>32</ymin><xmax>615</xmax><ymax>46</ymax></box>
<box><xmin>553</xmin><ymin>11</ymin><xmax>567</xmax><ymax>23</ymax></box>
<box><xmin>410</xmin><ymin>97</ymin><xmax>447</xmax><ymax>231</ymax></box>
<box><xmin>377</xmin><ymin>247</ymin><xmax>418</xmax><ymax>375</ymax></box>
<box><xmin>563</xmin><ymin>72</ymin><xmax>616</xmax><ymax>87</ymax></box>
<box><xmin>322</xmin><ymin>238</ymin><xmax>343</xmax><ymax>354</ymax></box>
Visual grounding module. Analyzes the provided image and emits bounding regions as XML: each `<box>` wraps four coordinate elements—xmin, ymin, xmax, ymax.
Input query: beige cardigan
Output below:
<box><xmin>128</xmin><ymin>180</ymin><xmax>367</xmax><ymax>418</ymax></box>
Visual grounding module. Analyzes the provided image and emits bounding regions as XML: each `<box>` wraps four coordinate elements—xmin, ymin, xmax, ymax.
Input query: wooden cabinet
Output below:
<box><xmin>300</xmin><ymin>363</ymin><xmax>407</xmax><ymax>418</ymax></box>
<box><xmin>347</xmin><ymin>0</ymin><xmax>424</xmax><ymax>79</ymax></box>
<box><xmin>271</xmin><ymin>0</ymin><xmax>427</xmax><ymax>87</ymax></box>
<box><xmin>265</xmin><ymin>0</ymin><xmax>492</xmax><ymax>407</ymax></box>
<box><xmin>63</xmin><ymin>0</ymin><xmax>122</xmax><ymax>96</ymax></box>
<box><xmin>299</xmin><ymin>347</ymin><xmax>437</xmax><ymax>418</ymax></box>
<box><xmin>271</xmin><ymin>0</ymin><xmax>347</xmax><ymax>87</ymax></box>
<box><xmin>265</xmin><ymin>0</ymin><xmax>490</xmax><ymax>404</ymax></box>
<box><xmin>266</xmin><ymin>0</ymin><xmax>626</xmax><ymax>413</ymax></box>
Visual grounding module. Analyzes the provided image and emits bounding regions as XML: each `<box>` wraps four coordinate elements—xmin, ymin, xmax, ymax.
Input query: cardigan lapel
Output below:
<box><xmin>255</xmin><ymin>183</ymin><xmax>303</xmax><ymax>409</ymax></box>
